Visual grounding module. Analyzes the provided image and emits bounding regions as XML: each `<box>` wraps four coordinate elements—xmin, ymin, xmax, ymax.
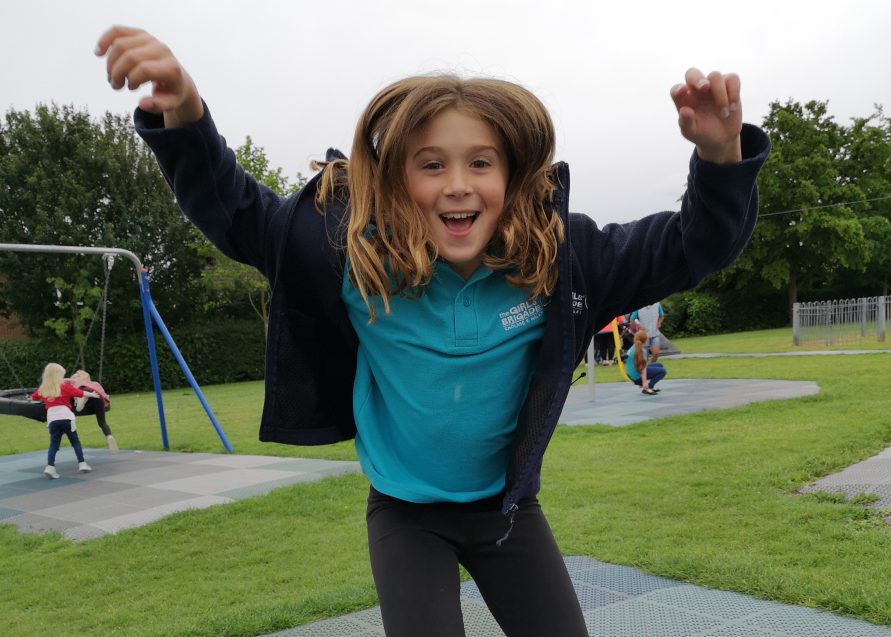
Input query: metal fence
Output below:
<box><xmin>792</xmin><ymin>296</ymin><xmax>888</xmax><ymax>346</ymax></box>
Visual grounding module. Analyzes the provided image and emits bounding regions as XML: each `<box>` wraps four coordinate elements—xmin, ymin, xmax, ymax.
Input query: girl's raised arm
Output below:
<box><xmin>95</xmin><ymin>26</ymin><xmax>204</xmax><ymax>129</ymax></box>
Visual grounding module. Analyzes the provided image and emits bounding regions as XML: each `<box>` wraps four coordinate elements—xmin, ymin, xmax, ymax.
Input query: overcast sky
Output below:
<box><xmin>2</xmin><ymin>0</ymin><xmax>890</xmax><ymax>224</ymax></box>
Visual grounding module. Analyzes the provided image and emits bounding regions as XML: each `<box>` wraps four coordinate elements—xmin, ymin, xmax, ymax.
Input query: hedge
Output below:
<box><xmin>0</xmin><ymin>319</ymin><xmax>265</xmax><ymax>394</ymax></box>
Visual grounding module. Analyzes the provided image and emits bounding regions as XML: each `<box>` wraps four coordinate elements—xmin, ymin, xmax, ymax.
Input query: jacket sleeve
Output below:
<box><xmin>134</xmin><ymin>103</ymin><xmax>285</xmax><ymax>277</ymax></box>
<box><xmin>575</xmin><ymin>123</ymin><xmax>770</xmax><ymax>325</ymax></box>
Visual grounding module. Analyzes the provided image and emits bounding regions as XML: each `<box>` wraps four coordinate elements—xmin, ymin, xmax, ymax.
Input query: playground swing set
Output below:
<box><xmin>0</xmin><ymin>242</ymin><xmax>233</xmax><ymax>453</ymax></box>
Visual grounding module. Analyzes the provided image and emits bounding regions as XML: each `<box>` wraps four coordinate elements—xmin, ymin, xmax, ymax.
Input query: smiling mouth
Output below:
<box><xmin>440</xmin><ymin>211</ymin><xmax>479</xmax><ymax>232</ymax></box>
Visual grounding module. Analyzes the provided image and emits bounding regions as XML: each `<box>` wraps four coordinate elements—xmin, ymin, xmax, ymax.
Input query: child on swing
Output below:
<box><xmin>97</xmin><ymin>25</ymin><xmax>769</xmax><ymax>636</ymax></box>
<box><xmin>32</xmin><ymin>363</ymin><xmax>99</xmax><ymax>478</ymax></box>
<box><xmin>67</xmin><ymin>369</ymin><xmax>118</xmax><ymax>453</ymax></box>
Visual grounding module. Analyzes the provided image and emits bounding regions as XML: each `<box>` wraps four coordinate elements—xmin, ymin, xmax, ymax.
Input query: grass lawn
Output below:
<box><xmin>670</xmin><ymin>326</ymin><xmax>891</xmax><ymax>354</ymax></box>
<box><xmin>1</xmin><ymin>333</ymin><xmax>890</xmax><ymax>635</ymax></box>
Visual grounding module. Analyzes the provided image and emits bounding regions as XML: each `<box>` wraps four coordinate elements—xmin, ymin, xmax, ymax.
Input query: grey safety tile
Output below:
<box><xmin>743</xmin><ymin>605</ymin><xmax>891</xmax><ymax>636</ymax></box>
<box><xmin>585</xmin><ymin>598</ymin><xmax>723</xmax><ymax>637</ymax></box>
<box><xmin>191</xmin><ymin>454</ymin><xmax>293</xmax><ymax>469</ymax></box>
<box><xmin>308</xmin><ymin>462</ymin><xmax>362</xmax><ymax>478</ymax></box>
<box><xmin>63</xmin><ymin>524</ymin><xmax>108</xmax><ymax>542</ymax></box>
<box><xmin>265</xmin><ymin>615</ymin><xmax>384</xmax><ymax>636</ymax></box>
<box><xmin>1</xmin><ymin>488</ymin><xmax>82</xmax><ymax>511</ymax></box>
<box><xmin>460</xmin><ymin>598</ymin><xmax>507</xmax><ymax>636</ymax></box>
<box><xmin>573</xmin><ymin>564</ymin><xmax>683</xmax><ymax>596</ymax></box>
<box><xmin>3</xmin><ymin>476</ymin><xmax>80</xmax><ymax>492</ymax></box>
<box><xmin>573</xmin><ymin>581</ymin><xmax>628</xmax><ymax>612</ymax></box>
<box><xmin>5</xmin><ymin>511</ymin><xmax>81</xmax><ymax>534</ymax></box>
<box><xmin>0</xmin><ymin>506</ymin><xmax>24</xmax><ymax>520</ymax></box>
<box><xmin>698</xmin><ymin>623</ymin><xmax>785</xmax><ymax>636</ymax></box>
<box><xmin>0</xmin><ymin>470</ymin><xmax>40</xmax><ymax>486</ymax></box>
<box><xmin>343</xmin><ymin>607</ymin><xmax>383</xmax><ymax>629</ymax></box>
<box><xmin>151</xmin><ymin>468</ymin><xmax>303</xmax><ymax>495</ymax></box>
<box><xmin>219</xmin><ymin>475</ymin><xmax>315</xmax><ymax>500</ymax></box>
<box><xmin>55</xmin><ymin>479</ymin><xmax>146</xmax><ymax>499</ymax></box>
<box><xmin>32</xmin><ymin>498</ymin><xmax>143</xmax><ymax>524</ymax></box>
<box><xmin>262</xmin><ymin>458</ymin><xmax>351</xmax><ymax>473</ymax></box>
<box><xmin>564</xmin><ymin>555</ymin><xmax>608</xmax><ymax>573</ymax></box>
<box><xmin>101</xmin><ymin>486</ymin><xmax>198</xmax><ymax>508</ymax></box>
<box><xmin>642</xmin><ymin>584</ymin><xmax>778</xmax><ymax>621</ymax></box>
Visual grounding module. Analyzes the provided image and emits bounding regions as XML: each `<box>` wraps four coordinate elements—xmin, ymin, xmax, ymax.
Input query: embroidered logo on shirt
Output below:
<box><xmin>500</xmin><ymin>299</ymin><xmax>545</xmax><ymax>331</ymax></box>
<box><xmin>572</xmin><ymin>291</ymin><xmax>587</xmax><ymax>316</ymax></box>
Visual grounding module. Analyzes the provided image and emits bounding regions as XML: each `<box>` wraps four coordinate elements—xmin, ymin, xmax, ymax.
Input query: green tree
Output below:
<box><xmin>197</xmin><ymin>137</ymin><xmax>310</xmax><ymax>334</ymax></box>
<box><xmin>0</xmin><ymin>103</ymin><xmax>209</xmax><ymax>341</ymax></box>
<box><xmin>720</xmin><ymin>100</ymin><xmax>871</xmax><ymax>315</ymax></box>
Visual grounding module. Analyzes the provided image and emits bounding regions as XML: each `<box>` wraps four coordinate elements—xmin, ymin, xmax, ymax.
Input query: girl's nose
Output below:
<box><xmin>444</xmin><ymin>169</ymin><xmax>471</xmax><ymax>197</ymax></box>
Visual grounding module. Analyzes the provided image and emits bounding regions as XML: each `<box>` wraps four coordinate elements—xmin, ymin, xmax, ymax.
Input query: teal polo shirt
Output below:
<box><xmin>342</xmin><ymin>261</ymin><xmax>546</xmax><ymax>503</ymax></box>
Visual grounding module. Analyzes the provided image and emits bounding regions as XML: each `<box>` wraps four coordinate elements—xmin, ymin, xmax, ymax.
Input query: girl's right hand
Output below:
<box><xmin>95</xmin><ymin>26</ymin><xmax>204</xmax><ymax>127</ymax></box>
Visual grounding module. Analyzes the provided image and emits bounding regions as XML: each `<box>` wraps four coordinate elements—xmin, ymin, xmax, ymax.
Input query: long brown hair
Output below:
<box><xmin>633</xmin><ymin>330</ymin><xmax>649</xmax><ymax>373</ymax></box>
<box><xmin>316</xmin><ymin>74</ymin><xmax>564</xmax><ymax>322</ymax></box>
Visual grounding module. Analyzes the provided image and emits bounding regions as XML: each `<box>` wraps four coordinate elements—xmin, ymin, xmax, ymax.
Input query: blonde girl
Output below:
<box><xmin>31</xmin><ymin>363</ymin><xmax>97</xmax><ymax>478</ymax></box>
<box><xmin>68</xmin><ymin>370</ymin><xmax>117</xmax><ymax>453</ymax></box>
<box><xmin>97</xmin><ymin>25</ymin><xmax>769</xmax><ymax>636</ymax></box>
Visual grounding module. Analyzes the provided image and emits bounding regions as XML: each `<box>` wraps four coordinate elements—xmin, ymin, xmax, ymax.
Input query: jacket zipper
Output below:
<box><xmin>495</xmin><ymin>503</ymin><xmax>519</xmax><ymax>547</ymax></box>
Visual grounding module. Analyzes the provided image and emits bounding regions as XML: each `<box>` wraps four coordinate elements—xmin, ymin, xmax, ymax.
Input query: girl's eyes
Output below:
<box><xmin>421</xmin><ymin>159</ymin><xmax>492</xmax><ymax>170</ymax></box>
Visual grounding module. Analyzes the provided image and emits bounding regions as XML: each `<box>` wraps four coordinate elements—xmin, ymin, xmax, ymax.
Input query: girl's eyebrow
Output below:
<box><xmin>412</xmin><ymin>145</ymin><xmax>502</xmax><ymax>158</ymax></box>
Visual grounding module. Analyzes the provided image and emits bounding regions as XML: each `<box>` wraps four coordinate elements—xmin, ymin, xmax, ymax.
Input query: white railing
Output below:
<box><xmin>792</xmin><ymin>296</ymin><xmax>887</xmax><ymax>346</ymax></box>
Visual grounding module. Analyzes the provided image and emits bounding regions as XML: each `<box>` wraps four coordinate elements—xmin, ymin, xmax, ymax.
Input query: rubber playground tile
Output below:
<box><xmin>743</xmin><ymin>605</ymin><xmax>891</xmax><ymax>637</ymax></box>
<box><xmin>3</xmin><ymin>475</ymin><xmax>81</xmax><ymax>492</ymax></box>
<box><xmin>219</xmin><ymin>474</ymin><xmax>324</xmax><ymax>500</ymax></box>
<box><xmin>0</xmin><ymin>449</ymin><xmax>364</xmax><ymax>540</ymax></box>
<box><xmin>262</xmin><ymin>458</ymin><xmax>357</xmax><ymax>473</ymax></box>
<box><xmin>584</xmin><ymin>598</ymin><xmax>723</xmax><ymax>637</ymax></box>
<box><xmin>150</xmin><ymin>468</ymin><xmax>308</xmax><ymax>495</ymax></box>
<box><xmin>572</xmin><ymin>581</ymin><xmax>630</xmax><ymax>611</ymax></box>
<box><xmin>93</xmin><ymin>463</ymin><xmax>226</xmax><ymax>486</ymax></box>
<box><xmin>100</xmin><ymin>486</ymin><xmax>200</xmax><ymax>508</ymax></box>
<box><xmin>572</xmin><ymin>564</ymin><xmax>683</xmax><ymax>596</ymax></box>
<box><xmin>642</xmin><ymin>585</ymin><xmax>779</xmax><ymax>622</ymax></box>
<box><xmin>191</xmin><ymin>454</ymin><xmax>296</xmax><ymax>469</ymax></box>
<box><xmin>1</xmin><ymin>487</ymin><xmax>97</xmax><ymax>511</ymax></box>
<box><xmin>5</xmin><ymin>511</ymin><xmax>81</xmax><ymax>534</ymax></box>
<box><xmin>0</xmin><ymin>506</ymin><xmax>24</xmax><ymax>520</ymax></box>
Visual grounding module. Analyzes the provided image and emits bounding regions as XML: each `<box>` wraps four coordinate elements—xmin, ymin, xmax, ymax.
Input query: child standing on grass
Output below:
<box><xmin>97</xmin><ymin>25</ymin><xmax>769</xmax><ymax>636</ymax></box>
<box><xmin>32</xmin><ymin>363</ymin><xmax>97</xmax><ymax>479</ymax></box>
<box><xmin>67</xmin><ymin>370</ymin><xmax>118</xmax><ymax>453</ymax></box>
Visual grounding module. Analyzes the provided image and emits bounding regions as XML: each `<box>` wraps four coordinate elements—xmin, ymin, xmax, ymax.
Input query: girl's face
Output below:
<box><xmin>404</xmin><ymin>108</ymin><xmax>508</xmax><ymax>279</ymax></box>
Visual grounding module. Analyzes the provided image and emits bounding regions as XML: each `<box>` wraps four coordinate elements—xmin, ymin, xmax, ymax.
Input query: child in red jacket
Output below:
<box><xmin>31</xmin><ymin>363</ymin><xmax>99</xmax><ymax>479</ymax></box>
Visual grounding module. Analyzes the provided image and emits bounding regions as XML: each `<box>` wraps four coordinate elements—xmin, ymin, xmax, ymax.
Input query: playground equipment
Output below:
<box><xmin>0</xmin><ymin>243</ymin><xmax>233</xmax><ymax>452</ymax></box>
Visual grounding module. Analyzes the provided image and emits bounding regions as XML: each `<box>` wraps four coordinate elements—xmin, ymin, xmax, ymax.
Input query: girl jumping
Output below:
<box><xmin>97</xmin><ymin>25</ymin><xmax>769</xmax><ymax>636</ymax></box>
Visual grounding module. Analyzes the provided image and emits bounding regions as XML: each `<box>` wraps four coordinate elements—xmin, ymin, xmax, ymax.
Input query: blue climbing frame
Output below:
<box><xmin>0</xmin><ymin>243</ymin><xmax>233</xmax><ymax>453</ymax></box>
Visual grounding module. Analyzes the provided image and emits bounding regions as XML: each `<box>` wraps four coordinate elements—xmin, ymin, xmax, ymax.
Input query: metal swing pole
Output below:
<box><xmin>0</xmin><ymin>243</ymin><xmax>233</xmax><ymax>452</ymax></box>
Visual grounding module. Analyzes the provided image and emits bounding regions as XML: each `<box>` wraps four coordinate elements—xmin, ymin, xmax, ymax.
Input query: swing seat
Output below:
<box><xmin>0</xmin><ymin>388</ymin><xmax>45</xmax><ymax>422</ymax></box>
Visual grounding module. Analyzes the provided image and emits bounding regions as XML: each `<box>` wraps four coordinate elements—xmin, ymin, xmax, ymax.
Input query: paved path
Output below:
<box><xmin>559</xmin><ymin>378</ymin><xmax>819</xmax><ymax>427</ymax></box>
<box><xmin>0</xmin><ymin>449</ymin><xmax>360</xmax><ymax>541</ymax></box>
<box><xmin>263</xmin><ymin>555</ymin><xmax>891</xmax><ymax>637</ymax></box>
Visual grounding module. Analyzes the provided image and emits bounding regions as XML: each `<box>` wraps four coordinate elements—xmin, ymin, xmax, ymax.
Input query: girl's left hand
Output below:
<box><xmin>670</xmin><ymin>68</ymin><xmax>742</xmax><ymax>164</ymax></box>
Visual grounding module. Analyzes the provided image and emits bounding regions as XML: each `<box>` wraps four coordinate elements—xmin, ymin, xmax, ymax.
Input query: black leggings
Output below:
<box><xmin>366</xmin><ymin>487</ymin><xmax>587</xmax><ymax>637</ymax></box>
<box><xmin>75</xmin><ymin>397</ymin><xmax>112</xmax><ymax>437</ymax></box>
<box><xmin>594</xmin><ymin>331</ymin><xmax>615</xmax><ymax>362</ymax></box>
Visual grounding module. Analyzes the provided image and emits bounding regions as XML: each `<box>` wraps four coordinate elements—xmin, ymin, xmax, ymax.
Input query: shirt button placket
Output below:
<box><xmin>455</xmin><ymin>289</ymin><xmax>478</xmax><ymax>346</ymax></box>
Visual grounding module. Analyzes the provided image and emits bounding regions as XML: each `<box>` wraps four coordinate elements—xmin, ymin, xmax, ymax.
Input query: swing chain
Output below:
<box><xmin>75</xmin><ymin>254</ymin><xmax>114</xmax><ymax>380</ymax></box>
<box><xmin>0</xmin><ymin>345</ymin><xmax>26</xmax><ymax>392</ymax></box>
